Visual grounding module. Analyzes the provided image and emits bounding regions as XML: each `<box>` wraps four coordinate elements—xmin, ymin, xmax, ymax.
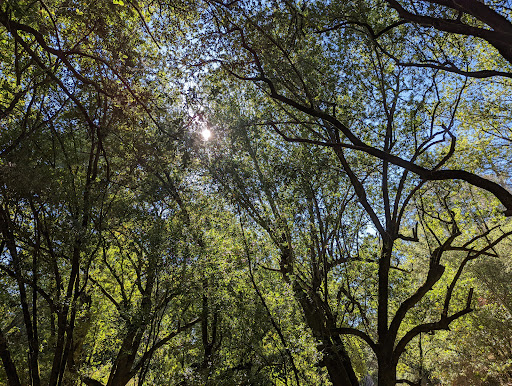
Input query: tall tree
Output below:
<box><xmin>200</xmin><ymin>1</ymin><xmax>512</xmax><ymax>384</ymax></box>
<box><xmin>0</xmin><ymin>1</ymin><xmax>199</xmax><ymax>384</ymax></box>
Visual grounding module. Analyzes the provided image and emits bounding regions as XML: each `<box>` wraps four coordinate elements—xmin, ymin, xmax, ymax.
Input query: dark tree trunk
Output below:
<box><xmin>293</xmin><ymin>283</ymin><xmax>359</xmax><ymax>386</ymax></box>
<box><xmin>106</xmin><ymin>327</ymin><xmax>141</xmax><ymax>386</ymax></box>
<box><xmin>49</xmin><ymin>311</ymin><xmax>67</xmax><ymax>385</ymax></box>
<box><xmin>0</xmin><ymin>206</ymin><xmax>41</xmax><ymax>385</ymax></box>
<box><xmin>0</xmin><ymin>329</ymin><xmax>21</xmax><ymax>386</ymax></box>
<box><xmin>377</xmin><ymin>360</ymin><xmax>397</xmax><ymax>386</ymax></box>
<box><xmin>322</xmin><ymin>335</ymin><xmax>360</xmax><ymax>386</ymax></box>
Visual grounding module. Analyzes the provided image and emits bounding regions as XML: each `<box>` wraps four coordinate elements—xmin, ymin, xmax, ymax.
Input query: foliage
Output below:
<box><xmin>1</xmin><ymin>0</ymin><xmax>512</xmax><ymax>385</ymax></box>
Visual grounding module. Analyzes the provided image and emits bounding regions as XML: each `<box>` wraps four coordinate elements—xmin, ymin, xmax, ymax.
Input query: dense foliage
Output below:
<box><xmin>1</xmin><ymin>1</ymin><xmax>511</xmax><ymax>385</ymax></box>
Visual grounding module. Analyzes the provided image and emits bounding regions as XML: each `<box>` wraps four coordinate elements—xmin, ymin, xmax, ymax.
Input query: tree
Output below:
<box><xmin>0</xmin><ymin>1</ymin><xmax>201</xmax><ymax>384</ymax></box>
<box><xmin>199</xmin><ymin>1</ymin><xmax>512</xmax><ymax>384</ymax></box>
<box><xmin>1</xmin><ymin>3</ymin><xmax>323</xmax><ymax>384</ymax></box>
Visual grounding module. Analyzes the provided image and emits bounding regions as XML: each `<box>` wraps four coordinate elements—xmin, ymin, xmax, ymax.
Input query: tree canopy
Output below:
<box><xmin>1</xmin><ymin>0</ymin><xmax>512</xmax><ymax>385</ymax></box>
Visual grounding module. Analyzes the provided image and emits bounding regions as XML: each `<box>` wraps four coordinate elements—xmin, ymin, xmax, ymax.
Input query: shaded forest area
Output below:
<box><xmin>1</xmin><ymin>0</ymin><xmax>512</xmax><ymax>385</ymax></box>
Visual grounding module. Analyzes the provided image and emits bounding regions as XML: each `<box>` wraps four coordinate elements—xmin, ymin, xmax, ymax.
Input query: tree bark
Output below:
<box><xmin>377</xmin><ymin>361</ymin><xmax>397</xmax><ymax>386</ymax></box>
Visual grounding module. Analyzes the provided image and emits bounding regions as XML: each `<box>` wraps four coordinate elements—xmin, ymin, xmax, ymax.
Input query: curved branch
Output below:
<box><xmin>384</xmin><ymin>0</ymin><xmax>512</xmax><ymax>63</ymax></box>
<box><xmin>394</xmin><ymin>288</ymin><xmax>473</xmax><ymax>359</ymax></box>
<box><xmin>0</xmin><ymin>10</ymin><xmax>162</xmax><ymax>131</ymax></box>
<box><xmin>335</xmin><ymin>327</ymin><xmax>378</xmax><ymax>353</ymax></box>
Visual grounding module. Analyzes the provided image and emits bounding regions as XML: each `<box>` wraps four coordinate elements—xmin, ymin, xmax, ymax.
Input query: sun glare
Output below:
<box><xmin>201</xmin><ymin>128</ymin><xmax>212</xmax><ymax>141</ymax></box>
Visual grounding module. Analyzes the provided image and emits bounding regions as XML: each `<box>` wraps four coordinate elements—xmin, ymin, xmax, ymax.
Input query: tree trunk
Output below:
<box><xmin>321</xmin><ymin>335</ymin><xmax>359</xmax><ymax>386</ymax></box>
<box><xmin>0</xmin><ymin>206</ymin><xmax>41</xmax><ymax>385</ymax></box>
<box><xmin>377</xmin><ymin>350</ymin><xmax>397</xmax><ymax>386</ymax></box>
<box><xmin>377</xmin><ymin>242</ymin><xmax>396</xmax><ymax>386</ymax></box>
<box><xmin>377</xmin><ymin>363</ymin><xmax>397</xmax><ymax>386</ymax></box>
<box><xmin>292</xmin><ymin>283</ymin><xmax>359</xmax><ymax>386</ymax></box>
<box><xmin>0</xmin><ymin>329</ymin><xmax>21</xmax><ymax>386</ymax></box>
<box><xmin>106</xmin><ymin>326</ymin><xmax>142</xmax><ymax>386</ymax></box>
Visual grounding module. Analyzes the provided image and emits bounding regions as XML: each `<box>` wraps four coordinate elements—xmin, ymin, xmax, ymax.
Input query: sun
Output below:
<box><xmin>201</xmin><ymin>128</ymin><xmax>212</xmax><ymax>141</ymax></box>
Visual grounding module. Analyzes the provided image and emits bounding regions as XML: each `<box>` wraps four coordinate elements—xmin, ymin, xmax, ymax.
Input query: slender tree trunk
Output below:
<box><xmin>0</xmin><ymin>206</ymin><xmax>41</xmax><ymax>385</ymax></box>
<box><xmin>0</xmin><ymin>329</ymin><xmax>21</xmax><ymax>386</ymax></box>
<box><xmin>106</xmin><ymin>327</ymin><xmax>140</xmax><ymax>386</ymax></box>
<box><xmin>30</xmin><ymin>202</ymin><xmax>41</xmax><ymax>386</ymax></box>
<box><xmin>49</xmin><ymin>310</ymin><xmax>68</xmax><ymax>385</ymax></box>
